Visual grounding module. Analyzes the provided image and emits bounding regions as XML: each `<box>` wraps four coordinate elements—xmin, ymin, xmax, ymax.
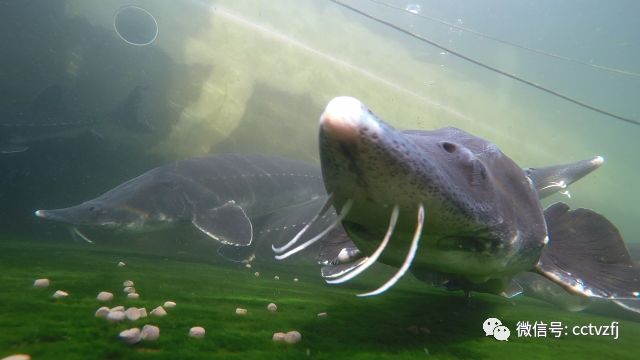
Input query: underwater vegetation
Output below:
<box><xmin>1</xmin><ymin>240</ymin><xmax>640</xmax><ymax>360</ymax></box>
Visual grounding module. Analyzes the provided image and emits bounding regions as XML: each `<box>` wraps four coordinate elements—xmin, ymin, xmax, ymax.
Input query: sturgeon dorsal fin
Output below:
<box><xmin>535</xmin><ymin>202</ymin><xmax>640</xmax><ymax>299</ymax></box>
<box><xmin>524</xmin><ymin>156</ymin><xmax>604</xmax><ymax>199</ymax></box>
<box><xmin>192</xmin><ymin>201</ymin><xmax>253</xmax><ymax>246</ymax></box>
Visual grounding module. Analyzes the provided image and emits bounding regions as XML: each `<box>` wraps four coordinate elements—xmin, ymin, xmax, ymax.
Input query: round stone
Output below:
<box><xmin>33</xmin><ymin>279</ymin><xmax>49</xmax><ymax>288</ymax></box>
<box><xmin>189</xmin><ymin>326</ymin><xmax>205</xmax><ymax>339</ymax></box>
<box><xmin>284</xmin><ymin>331</ymin><xmax>302</xmax><ymax>344</ymax></box>
<box><xmin>138</xmin><ymin>308</ymin><xmax>148</xmax><ymax>318</ymax></box>
<box><xmin>272</xmin><ymin>332</ymin><xmax>286</xmax><ymax>342</ymax></box>
<box><xmin>127</xmin><ymin>293</ymin><xmax>140</xmax><ymax>299</ymax></box>
<box><xmin>107</xmin><ymin>310</ymin><xmax>126</xmax><ymax>323</ymax></box>
<box><xmin>163</xmin><ymin>301</ymin><xmax>176</xmax><ymax>308</ymax></box>
<box><xmin>117</xmin><ymin>262</ymin><xmax>126</xmax><ymax>267</ymax></box>
<box><xmin>235</xmin><ymin>308</ymin><xmax>248</xmax><ymax>315</ymax></box>
<box><xmin>267</xmin><ymin>303</ymin><xmax>277</xmax><ymax>312</ymax></box>
<box><xmin>97</xmin><ymin>291</ymin><xmax>114</xmax><ymax>302</ymax></box>
<box><xmin>125</xmin><ymin>307</ymin><xmax>140</xmax><ymax>321</ymax></box>
<box><xmin>1</xmin><ymin>355</ymin><xmax>31</xmax><ymax>360</ymax></box>
<box><xmin>141</xmin><ymin>325</ymin><xmax>160</xmax><ymax>341</ymax></box>
<box><xmin>150</xmin><ymin>306</ymin><xmax>167</xmax><ymax>317</ymax></box>
<box><xmin>95</xmin><ymin>306</ymin><xmax>110</xmax><ymax>318</ymax></box>
<box><xmin>123</xmin><ymin>280</ymin><xmax>134</xmax><ymax>287</ymax></box>
<box><xmin>119</xmin><ymin>328</ymin><xmax>142</xmax><ymax>344</ymax></box>
<box><xmin>123</xmin><ymin>286</ymin><xmax>136</xmax><ymax>294</ymax></box>
<box><xmin>52</xmin><ymin>290</ymin><xmax>68</xmax><ymax>299</ymax></box>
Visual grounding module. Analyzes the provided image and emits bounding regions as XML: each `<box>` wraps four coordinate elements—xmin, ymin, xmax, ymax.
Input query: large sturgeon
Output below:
<box><xmin>35</xmin><ymin>153</ymin><xmax>327</xmax><ymax>251</ymax></box>
<box><xmin>275</xmin><ymin>96</ymin><xmax>640</xmax><ymax>303</ymax></box>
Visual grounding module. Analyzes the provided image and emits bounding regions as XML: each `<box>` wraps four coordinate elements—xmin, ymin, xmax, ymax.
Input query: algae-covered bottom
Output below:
<box><xmin>0</xmin><ymin>240</ymin><xmax>638</xmax><ymax>360</ymax></box>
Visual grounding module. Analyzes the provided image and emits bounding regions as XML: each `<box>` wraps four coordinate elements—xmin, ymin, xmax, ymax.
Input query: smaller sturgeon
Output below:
<box><xmin>35</xmin><ymin>154</ymin><xmax>327</xmax><ymax>248</ymax></box>
<box><xmin>276</xmin><ymin>97</ymin><xmax>640</xmax><ymax>303</ymax></box>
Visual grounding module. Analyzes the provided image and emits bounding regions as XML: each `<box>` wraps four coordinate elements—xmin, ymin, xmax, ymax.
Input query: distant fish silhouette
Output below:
<box><xmin>0</xmin><ymin>84</ymin><xmax>150</xmax><ymax>153</ymax></box>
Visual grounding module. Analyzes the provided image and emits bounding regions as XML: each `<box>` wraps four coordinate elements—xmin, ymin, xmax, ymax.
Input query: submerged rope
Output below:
<box><xmin>329</xmin><ymin>0</ymin><xmax>640</xmax><ymax>127</ymax></box>
<box><xmin>366</xmin><ymin>0</ymin><xmax>640</xmax><ymax>78</ymax></box>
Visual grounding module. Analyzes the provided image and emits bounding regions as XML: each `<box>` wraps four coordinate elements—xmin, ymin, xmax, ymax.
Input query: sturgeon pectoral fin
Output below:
<box><xmin>536</xmin><ymin>202</ymin><xmax>640</xmax><ymax>299</ymax></box>
<box><xmin>192</xmin><ymin>201</ymin><xmax>253</xmax><ymax>246</ymax></box>
<box><xmin>500</xmin><ymin>280</ymin><xmax>524</xmax><ymax>298</ymax></box>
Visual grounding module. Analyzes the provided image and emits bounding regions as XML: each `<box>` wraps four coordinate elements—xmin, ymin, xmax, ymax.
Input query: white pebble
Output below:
<box><xmin>141</xmin><ymin>325</ymin><xmax>160</xmax><ymax>341</ymax></box>
<box><xmin>254</xmin><ymin>272</ymin><xmax>260</xmax><ymax>277</ymax></box>
<box><xmin>107</xmin><ymin>310</ymin><xmax>126</xmax><ymax>323</ymax></box>
<box><xmin>1</xmin><ymin>355</ymin><xmax>31</xmax><ymax>360</ymax></box>
<box><xmin>127</xmin><ymin>293</ymin><xmax>140</xmax><ymax>299</ymax></box>
<box><xmin>125</xmin><ymin>307</ymin><xmax>140</xmax><ymax>321</ymax></box>
<box><xmin>33</xmin><ymin>279</ymin><xmax>49</xmax><ymax>288</ymax></box>
<box><xmin>95</xmin><ymin>306</ymin><xmax>110</xmax><ymax>318</ymax></box>
<box><xmin>123</xmin><ymin>280</ymin><xmax>134</xmax><ymax>287</ymax></box>
<box><xmin>138</xmin><ymin>308</ymin><xmax>148</xmax><ymax>318</ymax></box>
<box><xmin>189</xmin><ymin>326</ymin><xmax>205</xmax><ymax>339</ymax></box>
<box><xmin>272</xmin><ymin>331</ymin><xmax>302</xmax><ymax>344</ymax></box>
<box><xmin>317</xmin><ymin>312</ymin><xmax>327</xmax><ymax>318</ymax></box>
<box><xmin>284</xmin><ymin>330</ymin><xmax>302</xmax><ymax>344</ymax></box>
<box><xmin>293</xmin><ymin>278</ymin><xmax>299</xmax><ymax>282</ymax></box>
<box><xmin>267</xmin><ymin>303</ymin><xmax>277</xmax><ymax>312</ymax></box>
<box><xmin>117</xmin><ymin>262</ymin><xmax>126</xmax><ymax>267</ymax></box>
<box><xmin>52</xmin><ymin>290</ymin><xmax>68</xmax><ymax>299</ymax></box>
<box><xmin>274</xmin><ymin>275</ymin><xmax>279</xmax><ymax>280</ymax></box>
<box><xmin>111</xmin><ymin>306</ymin><xmax>125</xmax><ymax>312</ymax></box>
<box><xmin>163</xmin><ymin>301</ymin><xmax>176</xmax><ymax>308</ymax></box>
<box><xmin>235</xmin><ymin>308</ymin><xmax>248</xmax><ymax>315</ymax></box>
<box><xmin>272</xmin><ymin>332</ymin><xmax>286</xmax><ymax>342</ymax></box>
<box><xmin>97</xmin><ymin>291</ymin><xmax>113</xmax><ymax>302</ymax></box>
<box><xmin>123</xmin><ymin>286</ymin><xmax>136</xmax><ymax>294</ymax></box>
<box><xmin>119</xmin><ymin>327</ymin><xmax>142</xmax><ymax>344</ymax></box>
<box><xmin>245</xmin><ymin>263</ymin><xmax>252</xmax><ymax>268</ymax></box>
<box><xmin>150</xmin><ymin>306</ymin><xmax>167</xmax><ymax>317</ymax></box>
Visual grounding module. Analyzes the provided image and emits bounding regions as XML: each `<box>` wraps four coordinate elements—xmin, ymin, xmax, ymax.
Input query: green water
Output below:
<box><xmin>1</xmin><ymin>0</ymin><xmax>639</xmax><ymax>359</ymax></box>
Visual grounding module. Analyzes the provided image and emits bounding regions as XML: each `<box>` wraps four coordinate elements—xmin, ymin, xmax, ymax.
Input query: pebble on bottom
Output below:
<box><xmin>119</xmin><ymin>328</ymin><xmax>142</xmax><ymax>344</ymax></box>
<box><xmin>1</xmin><ymin>355</ymin><xmax>31</xmax><ymax>360</ymax></box>
<box><xmin>272</xmin><ymin>331</ymin><xmax>302</xmax><ymax>344</ymax></box>
<box><xmin>235</xmin><ymin>308</ymin><xmax>248</xmax><ymax>315</ymax></box>
<box><xmin>52</xmin><ymin>290</ymin><xmax>69</xmax><ymax>299</ymax></box>
<box><xmin>97</xmin><ymin>291</ymin><xmax>114</xmax><ymax>302</ymax></box>
<box><xmin>32</xmin><ymin>279</ymin><xmax>49</xmax><ymax>288</ymax></box>
<box><xmin>189</xmin><ymin>326</ymin><xmax>205</xmax><ymax>339</ymax></box>
<box><xmin>150</xmin><ymin>306</ymin><xmax>167</xmax><ymax>317</ymax></box>
<box><xmin>141</xmin><ymin>325</ymin><xmax>160</xmax><ymax>341</ymax></box>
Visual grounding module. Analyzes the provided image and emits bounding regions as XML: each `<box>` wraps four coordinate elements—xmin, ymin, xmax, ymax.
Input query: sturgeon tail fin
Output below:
<box><xmin>536</xmin><ymin>202</ymin><xmax>640</xmax><ymax>300</ymax></box>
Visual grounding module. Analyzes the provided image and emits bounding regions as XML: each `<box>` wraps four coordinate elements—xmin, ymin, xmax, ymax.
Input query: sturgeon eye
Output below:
<box><xmin>440</xmin><ymin>142</ymin><xmax>457</xmax><ymax>153</ymax></box>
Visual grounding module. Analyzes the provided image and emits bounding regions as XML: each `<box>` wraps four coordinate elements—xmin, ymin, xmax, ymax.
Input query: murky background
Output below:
<box><xmin>0</xmin><ymin>0</ymin><xmax>638</xmax><ymax>357</ymax></box>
